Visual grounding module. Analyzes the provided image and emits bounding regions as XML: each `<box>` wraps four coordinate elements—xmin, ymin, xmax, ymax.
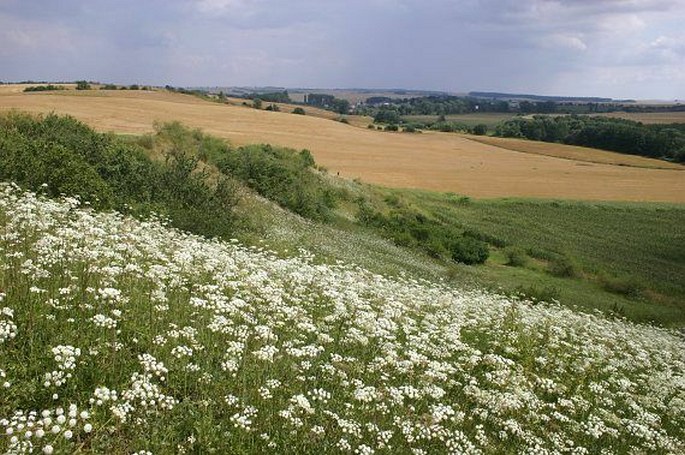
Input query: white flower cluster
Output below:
<box><xmin>91</xmin><ymin>313</ymin><xmax>117</xmax><ymax>329</ymax></box>
<box><xmin>0</xmin><ymin>404</ymin><xmax>91</xmax><ymax>454</ymax></box>
<box><xmin>43</xmin><ymin>345</ymin><xmax>81</xmax><ymax>389</ymax></box>
<box><xmin>111</xmin><ymin>373</ymin><xmax>177</xmax><ymax>423</ymax></box>
<box><xmin>0</xmin><ymin>307</ymin><xmax>17</xmax><ymax>343</ymax></box>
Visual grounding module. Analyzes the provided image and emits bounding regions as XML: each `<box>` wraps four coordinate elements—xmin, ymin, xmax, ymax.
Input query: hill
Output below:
<box><xmin>0</xmin><ymin>85</ymin><xmax>682</xmax><ymax>202</ymax></box>
<box><xmin>1</xmin><ymin>183</ymin><xmax>684</xmax><ymax>454</ymax></box>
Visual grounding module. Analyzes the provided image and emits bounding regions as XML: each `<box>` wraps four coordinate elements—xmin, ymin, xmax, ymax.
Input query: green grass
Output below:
<box><xmin>377</xmin><ymin>189</ymin><xmax>685</xmax><ymax>326</ymax></box>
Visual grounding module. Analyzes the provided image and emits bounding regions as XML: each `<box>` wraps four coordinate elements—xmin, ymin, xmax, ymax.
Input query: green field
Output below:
<box><xmin>401</xmin><ymin>113</ymin><xmax>517</xmax><ymax>128</ymax></box>
<box><xmin>373</xmin><ymin>189</ymin><xmax>685</xmax><ymax>326</ymax></box>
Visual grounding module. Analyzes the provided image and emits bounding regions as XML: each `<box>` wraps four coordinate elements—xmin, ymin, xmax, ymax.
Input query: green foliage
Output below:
<box><xmin>373</xmin><ymin>107</ymin><xmax>402</xmax><ymax>124</ymax></box>
<box><xmin>23</xmin><ymin>85</ymin><xmax>66</xmax><ymax>92</ymax></box>
<box><xmin>332</xmin><ymin>98</ymin><xmax>351</xmax><ymax>114</ymax></box>
<box><xmin>129</xmin><ymin>84</ymin><xmax>140</xmax><ymax>90</ymax></box>
<box><xmin>384</xmin><ymin>124</ymin><xmax>399</xmax><ymax>132</ymax></box>
<box><xmin>0</xmin><ymin>112</ymin><xmax>239</xmax><ymax>238</ymax></box>
<box><xmin>547</xmin><ymin>254</ymin><xmax>577</xmax><ymax>278</ymax></box>
<box><xmin>472</xmin><ymin>123</ymin><xmax>488</xmax><ymax>135</ymax></box>
<box><xmin>356</xmin><ymin>201</ymin><xmax>489</xmax><ymax>264</ymax></box>
<box><xmin>100</xmin><ymin>84</ymin><xmax>118</xmax><ymax>90</ymax></box>
<box><xmin>598</xmin><ymin>274</ymin><xmax>643</xmax><ymax>298</ymax></box>
<box><xmin>213</xmin><ymin>143</ymin><xmax>339</xmax><ymax>221</ymax></box>
<box><xmin>253</xmin><ymin>98</ymin><xmax>263</xmax><ymax>109</ymax></box>
<box><xmin>292</xmin><ymin>107</ymin><xmax>306</xmax><ymax>115</ymax></box>
<box><xmin>450</xmin><ymin>235</ymin><xmax>489</xmax><ymax>265</ymax></box>
<box><xmin>504</xmin><ymin>247</ymin><xmax>527</xmax><ymax>267</ymax></box>
<box><xmin>265</xmin><ymin>104</ymin><xmax>280</xmax><ymax>112</ymax></box>
<box><xmin>75</xmin><ymin>80</ymin><xmax>91</xmax><ymax>90</ymax></box>
<box><xmin>495</xmin><ymin>115</ymin><xmax>685</xmax><ymax>161</ymax></box>
<box><xmin>248</xmin><ymin>91</ymin><xmax>291</xmax><ymax>103</ymax></box>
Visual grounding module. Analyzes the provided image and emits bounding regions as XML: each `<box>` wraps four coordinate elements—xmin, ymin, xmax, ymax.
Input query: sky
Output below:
<box><xmin>0</xmin><ymin>0</ymin><xmax>683</xmax><ymax>99</ymax></box>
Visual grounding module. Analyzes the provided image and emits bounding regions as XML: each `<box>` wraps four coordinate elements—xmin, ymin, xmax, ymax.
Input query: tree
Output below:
<box><xmin>332</xmin><ymin>99</ymin><xmax>351</xmax><ymax>115</ymax></box>
<box><xmin>472</xmin><ymin>124</ymin><xmax>488</xmax><ymax>135</ymax></box>
<box><xmin>75</xmin><ymin>80</ymin><xmax>91</xmax><ymax>90</ymax></box>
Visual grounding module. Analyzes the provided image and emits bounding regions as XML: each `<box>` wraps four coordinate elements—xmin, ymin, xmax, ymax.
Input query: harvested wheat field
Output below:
<box><xmin>1</xmin><ymin>87</ymin><xmax>683</xmax><ymax>202</ymax></box>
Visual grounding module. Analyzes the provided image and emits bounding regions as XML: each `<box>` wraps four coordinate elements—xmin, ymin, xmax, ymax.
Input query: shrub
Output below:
<box><xmin>385</xmin><ymin>124</ymin><xmax>399</xmax><ymax>132</ymax></box>
<box><xmin>340</xmin><ymin>118</ymin><xmax>350</xmax><ymax>124</ymax></box>
<box><xmin>100</xmin><ymin>84</ymin><xmax>118</xmax><ymax>90</ymax></box>
<box><xmin>598</xmin><ymin>274</ymin><xmax>643</xmax><ymax>298</ymax></box>
<box><xmin>450</xmin><ymin>236</ymin><xmax>489</xmax><ymax>265</ymax></box>
<box><xmin>548</xmin><ymin>254</ymin><xmax>577</xmax><ymax>278</ymax></box>
<box><xmin>0</xmin><ymin>112</ymin><xmax>240</xmax><ymax>238</ymax></box>
<box><xmin>214</xmin><ymin>143</ymin><xmax>338</xmax><ymax>221</ymax></box>
<box><xmin>472</xmin><ymin>124</ymin><xmax>488</xmax><ymax>135</ymax></box>
<box><xmin>504</xmin><ymin>247</ymin><xmax>527</xmax><ymax>267</ymax></box>
<box><xmin>23</xmin><ymin>85</ymin><xmax>66</xmax><ymax>92</ymax></box>
<box><xmin>75</xmin><ymin>80</ymin><xmax>91</xmax><ymax>90</ymax></box>
<box><xmin>292</xmin><ymin>107</ymin><xmax>306</xmax><ymax>115</ymax></box>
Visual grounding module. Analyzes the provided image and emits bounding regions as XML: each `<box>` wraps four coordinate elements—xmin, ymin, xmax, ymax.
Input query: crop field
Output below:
<box><xmin>402</xmin><ymin>113</ymin><xmax>517</xmax><ymax>128</ymax></box>
<box><xmin>0</xmin><ymin>87</ymin><xmax>683</xmax><ymax>202</ymax></box>
<box><xmin>1</xmin><ymin>184</ymin><xmax>684</xmax><ymax>454</ymax></box>
<box><xmin>465</xmin><ymin>135</ymin><xmax>683</xmax><ymax>169</ymax></box>
<box><xmin>381</xmin><ymin>189</ymin><xmax>685</xmax><ymax>326</ymax></box>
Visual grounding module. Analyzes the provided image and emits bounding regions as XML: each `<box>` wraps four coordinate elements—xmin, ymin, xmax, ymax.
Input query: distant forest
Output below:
<box><xmin>357</xmin><ymin>95</ymin><xmax>685</xmax><ymax>117</ymax></box>
<box><xmin>495</xmin><ymin>116</ymin><xmax>685</xmax><ymax>162</ymax></box>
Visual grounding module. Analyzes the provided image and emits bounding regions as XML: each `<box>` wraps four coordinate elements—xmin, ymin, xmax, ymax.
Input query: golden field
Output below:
<box><xmin>1</xmin><ymin>86</ymin><xmax>683</xmax><ymax>202</ymax></box>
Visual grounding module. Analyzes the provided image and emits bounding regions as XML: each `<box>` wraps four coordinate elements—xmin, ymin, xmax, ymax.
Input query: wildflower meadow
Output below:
<box><xmin>0</xmin><ymin>183</ymin><xmax>683</xmax><ymax>454</ymax></box>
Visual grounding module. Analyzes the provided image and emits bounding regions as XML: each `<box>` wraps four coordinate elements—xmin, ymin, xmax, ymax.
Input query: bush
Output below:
<box><xmin>214</xmin><ymin>143</ymin><xmax>338</xmax><ymax>221</ymax></box>
<box><xmin>472</xmin><ymin>124</ymin><xmax>488</xmax><ymax>135</ymax></box>
<box><xmin>598</xmin><ymin>274</ymin><xmax>643</xmax><ymax>298</ymax></box>
<box><xmin>504</xmin><ymin>247</ymin><xmax>527</xmax><ymax>267</ymax></box>
<box><xmin>340</xmin><ymin>118</ymin><xmax>350</xmax><ymax>124</ymax></box>
<box><xmin>0</xmin><ymin>112</ymin><xmax>240</xmax><ymax>238</ymax></box>
<box><xmin>75</xmin><ymin>80</ymin><xmax>91</xmax><ymax>90</ymax></box>
<box><xmin>265</xmin><ymin>104</ymin><xmax>280</xmax><ymax>112</ymax></box>
<box><xmin>385</xmin><ymin>124</ymin><xmax>399</xmax><ymax>132</ymax></box>
<box><xmin>450</xmin><ymin>236</ymin><xmax>489</xmax><ymax>265</ymax></box>
<box><xmin>548</xmin><ymin>254</ymin><xmax>577</xmax><ymax>278</ymax></box>
<box><xmin>23</xmin><ymin>85</ymin><xmax>66</xmax><ymax>92</ymax></box>
<box><xmin>100</xmin><ymin>84</ymin><xmax>118</xmax><ymax>90</ymax></box>
<box><xmin>292</xmin><ymin>107</ymin><xmax>306</xmax><ymax>115</ymax></box>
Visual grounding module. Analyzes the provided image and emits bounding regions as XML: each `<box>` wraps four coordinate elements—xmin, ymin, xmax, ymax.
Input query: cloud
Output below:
<box><xmin>0</xmin><ymin>0</ymin><xmax>682</xmax><ymax>98</ymax></box>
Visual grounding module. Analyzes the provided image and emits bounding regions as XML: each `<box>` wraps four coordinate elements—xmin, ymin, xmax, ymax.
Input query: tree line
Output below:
<box><xmin>495</xmin><ymin>116</ymin><xmax>685</xmax><ymax>162</ymax></box>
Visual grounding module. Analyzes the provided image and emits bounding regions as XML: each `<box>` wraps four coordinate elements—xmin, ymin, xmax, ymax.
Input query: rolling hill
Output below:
<box><xmin>1</xmin><ymin>85</ymin><xmax>682</xmax><ymax>202</ymax></box>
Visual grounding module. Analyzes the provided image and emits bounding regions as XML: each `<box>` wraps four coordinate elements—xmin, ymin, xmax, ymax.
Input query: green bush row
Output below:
<box><xmin>357</xmin><ymin>201</ymin><xmax>489</xmax><ymax>264</ymax></box>
<box><xmin>0</xmin><ymin>112</ymin><xmax>239</xmax><ymax>238</ymax></box>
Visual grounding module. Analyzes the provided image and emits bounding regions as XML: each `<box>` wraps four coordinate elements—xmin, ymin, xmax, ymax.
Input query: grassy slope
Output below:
<box><xmin>375</xmin><ymin>188</ymin><xmax>685</xmax><ymax>326</ymax></box>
